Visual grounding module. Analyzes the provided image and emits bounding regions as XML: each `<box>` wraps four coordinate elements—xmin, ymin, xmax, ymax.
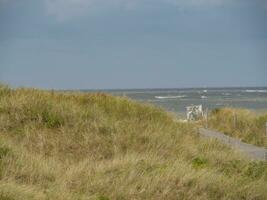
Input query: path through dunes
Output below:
<box><xmin>199</xmin><ymin>128</ymin><xmax>267</xmax><ymax>161</ymax></box>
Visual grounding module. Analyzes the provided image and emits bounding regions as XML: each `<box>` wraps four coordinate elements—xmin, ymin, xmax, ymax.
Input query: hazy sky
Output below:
<box><xmin>0</xmin><ymin>0</ymin><xmax>267</xmax><ymax>89</ymax></box>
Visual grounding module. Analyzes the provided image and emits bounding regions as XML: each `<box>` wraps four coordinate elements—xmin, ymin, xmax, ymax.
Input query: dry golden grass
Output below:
<box><xmin>0</xmin><ymin>84</ymin><xmax>267</xmax><ymax>200</ymax></box>
<box><xmin>206</xmin><ymin>107</ymin><xmax>267</xmax><ymax>148</ymax></box>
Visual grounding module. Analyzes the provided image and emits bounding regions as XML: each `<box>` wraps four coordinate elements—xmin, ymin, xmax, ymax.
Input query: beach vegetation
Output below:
<box><xmin>207</xmin><ymin>108</ymin><xmax>267</xmax><ymax>148</ymax></box>
<box><xmin>0</xmin><ymin>86</ymin><xmax>266</xmax><ymax>199</ymax></box>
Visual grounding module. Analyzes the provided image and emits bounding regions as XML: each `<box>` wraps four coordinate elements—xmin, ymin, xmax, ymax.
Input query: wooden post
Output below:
<box><xmin>205</xmin><ymin>108</ymin><xmax>208</xmax><ymax>129</ymax></box>
<box><xmin>233</xmin><ymin>112</ymin><xmax>237</xmax><ymax>129</ymax></box>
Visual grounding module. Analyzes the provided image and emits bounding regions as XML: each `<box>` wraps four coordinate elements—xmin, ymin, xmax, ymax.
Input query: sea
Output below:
<box><xmin>83</xmin><ymin>87</ymin><xmax>267</xmax><ymax>118</ymax></box>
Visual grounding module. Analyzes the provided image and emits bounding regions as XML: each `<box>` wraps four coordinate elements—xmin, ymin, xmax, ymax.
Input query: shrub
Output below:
<box><xmin>0</xmin><ymin>193</ymin><xmax>15</xmax><ymax>200</ymax></box>
<box><xmin>192</xmin><ymin>157</ymin><xmax>208</xmax><ymax>169</ymax></box>
<box><xmin>243</xmin><ymin>161</ymin><xmax>267</xmax><ymax>179</ymax></box>
<box><xmin>0</xmin><ymin>84</ymin><xmax>11</xmax><ymax>97</ymax></box>
<box><xmin>41</xmin><ymin>108</ymin><xmax>64</xmax><ymax>128</ymax></box>
<box><xmin>0</xmin><ymin>147</ymin><xmax>10</xmax><ymax>159</ymax></box>
<box><xmin>96</xmin><ymin>196</ymin><xmax>110</xmax><ymax>200</ymax></box>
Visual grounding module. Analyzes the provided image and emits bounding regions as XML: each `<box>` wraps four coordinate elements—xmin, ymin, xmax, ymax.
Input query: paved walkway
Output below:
<box><xmin>199</xmin><ymin>128</ymin><xmax>267</xmax><ymax>161</ymax></box>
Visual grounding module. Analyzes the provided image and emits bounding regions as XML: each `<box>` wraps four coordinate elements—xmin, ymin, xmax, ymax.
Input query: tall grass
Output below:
<box><xmin>0</xmin><ymin>85</ymin><xmax>267</xmax><ymax>199</ymax></box>
<box><xmin>206</xmin><ymin>108</ymin><xmax>267</xmax><ymax>148</ymax></box>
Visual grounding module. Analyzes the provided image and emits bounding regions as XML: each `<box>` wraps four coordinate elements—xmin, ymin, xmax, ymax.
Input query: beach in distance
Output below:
<box><xmin>83</xmin><ymin>87</ymin><xmax>267</xmax><ymax>117</ymax></box>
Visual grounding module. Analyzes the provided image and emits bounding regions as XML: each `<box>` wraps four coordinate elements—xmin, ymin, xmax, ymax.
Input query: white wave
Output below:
<box><xmin>245</xmin><ymin>90</ymin><xmax>267</xmax><ymax>93</ymax></box>
<box><xmin>155</xmin><ymin>95</ymin><xmax>186</xmax><ymax>99</ymax></box>
<box><xmin>201</xmin><ymin>96</ymin><xmax>208</xmax><ymax>99</ymax></box>
<box><xmin>222</xmin><ymin>93</ymin><xmax>231</xmax><ymax>96</ymax></box>
<box><xmin>203</xmin><ymin>90</ymin><xmax>208</xmax><ymax>93</ymax></box>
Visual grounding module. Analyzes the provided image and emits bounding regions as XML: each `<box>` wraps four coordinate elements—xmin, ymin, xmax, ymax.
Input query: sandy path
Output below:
<box><xmin>199</xmin><ymin>128</ymin><xmax>267</xmax><ymax>161</ymax></box>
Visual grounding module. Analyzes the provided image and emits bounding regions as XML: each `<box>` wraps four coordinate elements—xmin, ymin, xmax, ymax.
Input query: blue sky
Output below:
<box><xmin>0</xmin><ymin>0</ymin><xmax>267</xmax><ymax>89</ymax></box>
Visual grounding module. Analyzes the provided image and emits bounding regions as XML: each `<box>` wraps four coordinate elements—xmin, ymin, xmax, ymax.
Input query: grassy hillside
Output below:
<box><xmin>0</xmin><ymin>85</ymin><xmax>267</xmax><ymax>200</ymax></box>
<box><xmin>207</xmin><ymin>108</ymin><xmax>267</xmax><ymax>148</ymax></box>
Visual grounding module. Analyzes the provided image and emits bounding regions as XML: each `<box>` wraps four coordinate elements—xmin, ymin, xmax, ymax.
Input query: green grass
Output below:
<box><xmin>206</xmin><ymin>108</ymin><xmax>267</xmax><ymax>148</ymax></box>
<box><xmin>0</xmin><ymin>85</ymin><xmax>267</xmax><ymax>199</ymax></box>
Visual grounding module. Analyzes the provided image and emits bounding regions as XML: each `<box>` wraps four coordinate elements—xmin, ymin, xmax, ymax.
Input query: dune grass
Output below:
<box><xmin>0</xmin><ymin>85</ymin><xmax>267</xmax><ymax>199</ymax></box>
<box><xmin>206</xmin><ymin>108</ymin><xmax>267</xmax><ymax>148</ymax></box>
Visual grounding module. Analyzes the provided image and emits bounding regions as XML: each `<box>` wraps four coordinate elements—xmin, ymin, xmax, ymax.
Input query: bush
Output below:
<box><xmin>0</xmin><ymin>147</ymin><xmax>10</xmax><ymax>159</ymax></box>
<box><xmin>0</xmin><ymin>193</ymin><xmax>15</xmax><ymax>200</ymax></box>
<box><xmin>192</xmin><ymin>157</ymin><xmax>208</xmax><ymax>169</ymax></box>
<box><xmin>41</xmin><ymin>108</ymin><xmax>64</xmax><ymax>128</ymax></box>
<box><xmin>0</xmin><ymin>84</ymin><xmax>11</xmax><ymax>97</ymax></box>
<box><xmin>96</xmin><ymin>196</ymin><xmax>110</xmax><ymax>200</ymax></box>
<box><xmin>243</xmin><ymin>161</ymin><xmax>267</xmax><ymax>179</ymax></box>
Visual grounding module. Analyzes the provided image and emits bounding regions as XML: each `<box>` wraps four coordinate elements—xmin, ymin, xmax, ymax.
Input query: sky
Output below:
<box><xmin>0</xmin><ymin>0</ymin><xmax>267</xmax><ymax>89</ymax></box>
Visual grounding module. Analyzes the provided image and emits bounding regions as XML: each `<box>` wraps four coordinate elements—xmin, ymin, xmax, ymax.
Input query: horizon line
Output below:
<box><xmin>2</xmin><ymin>83</ymin><xmax>267</xmax><ymax>91</ymax></box>
<box><xmin>66</xmin><ymin>86</ymin><xmax>267</xmax><ymax>92</ymax></box>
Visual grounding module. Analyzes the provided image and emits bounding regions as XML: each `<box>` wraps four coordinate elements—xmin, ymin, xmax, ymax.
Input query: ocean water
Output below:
<box><xmin>86</xmin><ymin>87</ymin><xmax>267</xmax><ymax>118</ymax></box>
